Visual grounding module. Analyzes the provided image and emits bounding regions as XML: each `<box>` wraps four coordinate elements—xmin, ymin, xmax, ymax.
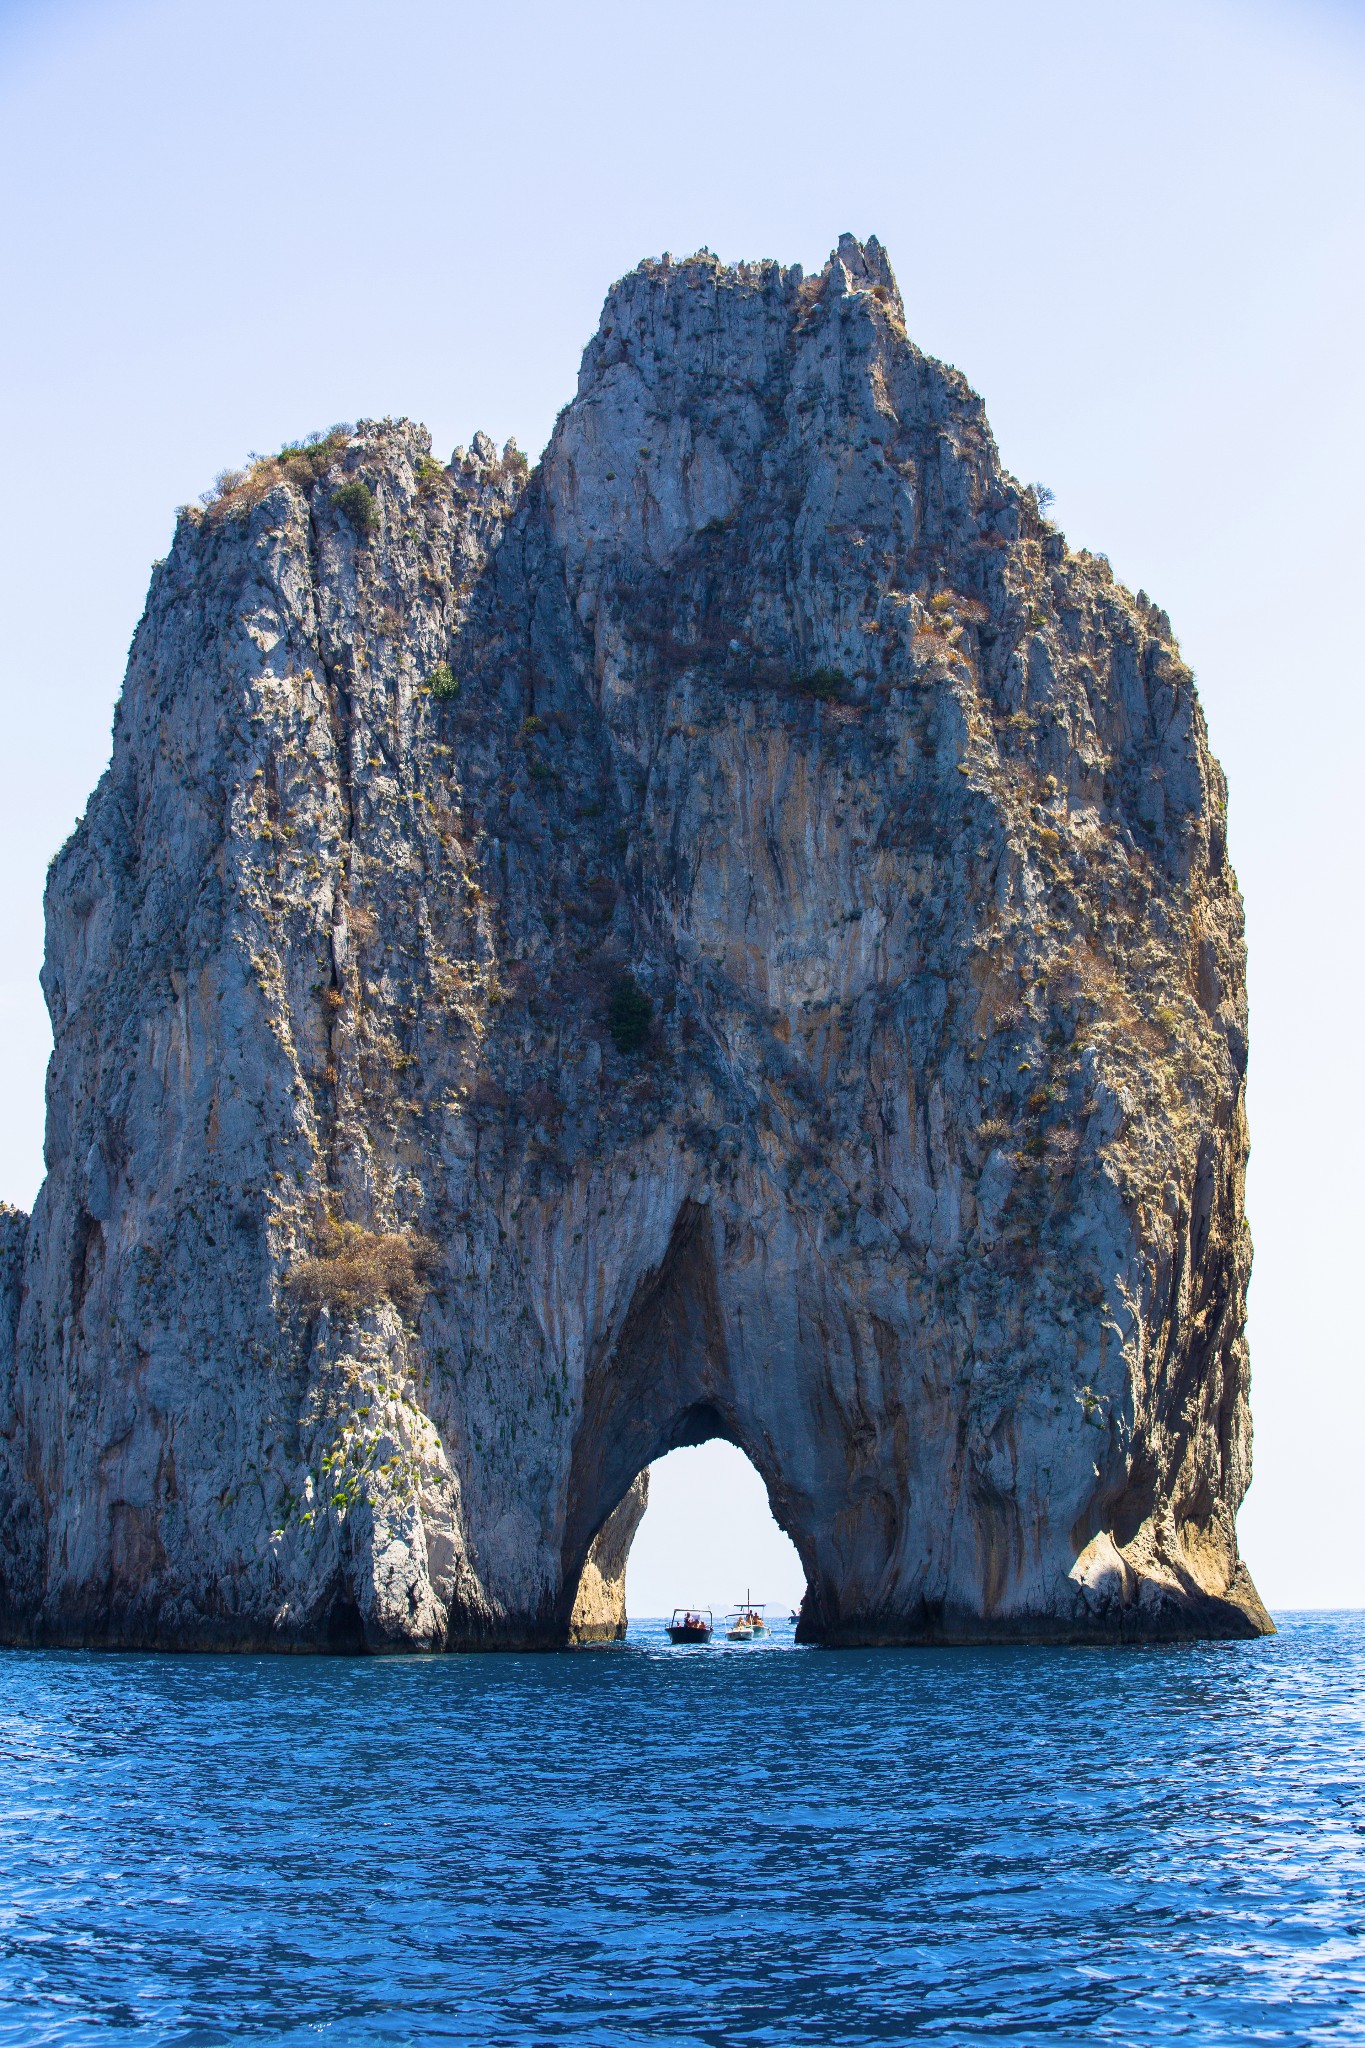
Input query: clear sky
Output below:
<box><xmin>1</xmin><ymin>0</ymin><xmax>1361</xmax><ymax>1614</ymax></box>
<box><xmin>627</xmin><ymin>1446</ymin><xmax>805</xmax><ymax>1621</ymax></box>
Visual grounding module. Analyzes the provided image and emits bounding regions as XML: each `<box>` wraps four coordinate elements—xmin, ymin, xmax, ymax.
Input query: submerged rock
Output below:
<box><xmin>0</xmin><ymin>238</ymin><xmax>1269</xmax><ymax>1650</ymax></box>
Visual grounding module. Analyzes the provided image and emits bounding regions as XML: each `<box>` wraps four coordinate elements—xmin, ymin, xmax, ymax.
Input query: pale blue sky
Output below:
<box><xmin>1</xmin><ymin>0</ymin><xmax>1361</xmax><ymax>1612</ymax></box>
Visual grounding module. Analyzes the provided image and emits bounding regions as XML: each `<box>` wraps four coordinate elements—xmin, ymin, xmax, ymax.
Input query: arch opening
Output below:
<box><xmin>566</xmin><ymin>1437</ymin><xmax>808</xmax><ymax>1643</ymax></box>
<box><xmin>560</xmin><ymin>1198</ymin><xmax>817</xmax><ymax>1644</ymax></box>
<box><xmin>626</xmin><ymin>1442</ymin><xmax>807</xmax><ymax>1622</ymax></box>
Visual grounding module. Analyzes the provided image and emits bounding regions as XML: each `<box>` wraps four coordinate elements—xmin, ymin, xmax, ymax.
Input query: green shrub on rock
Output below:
<box><xmin>796</xmin><ymin>667</ymin><xmax>848</xmax><ymax>701</ymax></box>
<box><xmin>334</xmin><ymin>482</ymin><xmax>378</xmax><ymax>537</ymax></box>
<box><xmin>607</xmin><ymin>973</ymin><xmax>652</xmax><ymax>1054</ymax></box>
<box><xmin>276</xmin><ymin>428</ymin><xmax>351</xmax><ymax>489</ymax></box>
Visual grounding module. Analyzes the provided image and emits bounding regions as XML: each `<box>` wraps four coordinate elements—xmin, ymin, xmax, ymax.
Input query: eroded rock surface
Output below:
<box><xmin>0</xmin><ymin>237</ymin><xmax>1269</xmax><ymax>1649</ymax></box>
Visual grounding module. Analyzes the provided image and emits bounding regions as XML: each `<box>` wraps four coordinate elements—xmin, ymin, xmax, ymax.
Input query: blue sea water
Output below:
<box><xmin>0</xmin><ymin>1614</ymin><xmax>1362</xmax><ymax>2046</ymax></box>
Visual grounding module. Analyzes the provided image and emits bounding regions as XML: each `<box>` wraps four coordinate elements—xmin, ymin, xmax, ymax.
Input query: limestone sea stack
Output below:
<box><xmin>0</xmin><ymin>237</ymin><xmax>1270</xmax><ymax>1650</ymax></box>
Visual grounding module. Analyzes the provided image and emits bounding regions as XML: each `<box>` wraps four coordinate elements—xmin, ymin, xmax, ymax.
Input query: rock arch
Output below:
<box><xmin>560</xmin><ymin>1199</ymin><xmax>816</xmax><ymax>1643</ymax></box>
<box><xmin>551</xmin><ymin>1190</ymin><xmax>952</xmax><ymax>1652</ymax></box>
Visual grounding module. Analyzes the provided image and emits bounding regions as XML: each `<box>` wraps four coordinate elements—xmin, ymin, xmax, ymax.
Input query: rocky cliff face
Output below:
<box><xmin>0</xmin><ymin>236</ymin><xmax>1269</xmax><ymax>1649</ymax></box>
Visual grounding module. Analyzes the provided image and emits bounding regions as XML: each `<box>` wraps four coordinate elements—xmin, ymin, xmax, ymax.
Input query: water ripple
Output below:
<box><xmin>0</xmin><ymin>1615</ymin><xmax>1361</xmax><ymax>2044</ymax></box>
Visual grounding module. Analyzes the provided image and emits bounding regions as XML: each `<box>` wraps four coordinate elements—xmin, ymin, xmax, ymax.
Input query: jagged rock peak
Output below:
<box><xmin>0</xmin><ymin>237</ymin><xmax>1267</xmax><ymax>1654</ymax></box>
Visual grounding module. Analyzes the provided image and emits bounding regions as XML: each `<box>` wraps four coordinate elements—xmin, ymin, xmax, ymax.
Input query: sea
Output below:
<box><xmin>0</xmin><ymin>1612</ymin><xmax>1361</xmax><ymax>2046</ymax></box>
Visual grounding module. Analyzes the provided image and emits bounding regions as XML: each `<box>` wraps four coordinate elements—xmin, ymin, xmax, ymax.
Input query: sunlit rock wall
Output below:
<box><xmin>0</xmin><ymin>237</ymin><xmax>1269</xmax><ymax>1649</ymax></box>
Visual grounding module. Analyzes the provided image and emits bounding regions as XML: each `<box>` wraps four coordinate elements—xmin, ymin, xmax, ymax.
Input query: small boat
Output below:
<box><xmin>732</xmin><ymin>1590</ymin><xmax>767</xmax><ymax>1637</ymax></box>
<box><xmin>667</xmin><ymin>1607</ymin><xmax>713</xmax><ymax>1644</ymax></box>
<box><xmin>726</xmin><ymin>1619</ymin><xmax>755</xmax><ymax>1642</ymax></box>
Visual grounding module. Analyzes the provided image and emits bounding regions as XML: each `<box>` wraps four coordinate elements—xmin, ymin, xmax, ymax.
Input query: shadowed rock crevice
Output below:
<box><xmin>563</xmin><ymin>1200</ymin><xmax>732</xmax><ymax>1590</ymax></box>
<box><xmin>0</xmin><ymin>238</ymin><xmax>1269</xmax><ymax>1651</ymax></box>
